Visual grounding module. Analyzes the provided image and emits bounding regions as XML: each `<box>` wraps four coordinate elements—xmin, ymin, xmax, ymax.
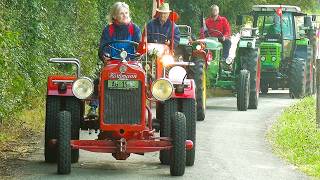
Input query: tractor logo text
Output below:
<box><xmin>109</xmin><ymin>73</ymin><xmax>137</xmax><ymax>79</ymax></box>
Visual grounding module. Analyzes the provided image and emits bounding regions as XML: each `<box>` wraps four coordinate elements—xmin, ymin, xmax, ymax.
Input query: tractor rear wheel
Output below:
<box><xmin>190</xmin><ymin>58</ymin><xmax>206</xmax><ymax>121</ymax></box>
<box><xmin>160</xmin><ymin>99</ymin><xmax>177</xmax><ymax>165</ymax></box>
<box><xmin>57</xmin><ymin>111</ymin><xmax>71</xmax><ymax>174</ymax></box>
<box><xmin>45</xmin><ymin>96</ymin><xmax>60</xmax><ymax>163</ymax></box>
<box><xmin>289</xmin><ymin>58</ymin><xmax>306</xmax><ymax>98</ymax></box>
<box><xmin>243</xmin><ymin>49</ymin><xmax>259</xmax><ymax>109</ymax></box>
<box><xmin>181</xmin><ymin>99</ymin><xmax>196</xmax><ymax>166</ymax></box>
<box><xmin>170</xmin><ymin>112</ymin><xmax>186</xmax><ymax>176</ymax></box>
<box><xmin>260</xmin><ymin>81</ymin><xmax>268</xmax><ymax>94</ymax></box>
<box><xmin>237</xmin><ymin>70</ymin><xmax>250</xmax><ymax>111</ymax></box>
<box><xmin>305</xmin><ymin>46</ymin><xmax>314</xmax><ymax>95</ymax></box>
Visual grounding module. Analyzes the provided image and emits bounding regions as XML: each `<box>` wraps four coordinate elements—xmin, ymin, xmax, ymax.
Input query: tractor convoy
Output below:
<box><xmin>43</xmin><ymin>3</ymin><xmax>318</xmax><ymax>177</ymax></box>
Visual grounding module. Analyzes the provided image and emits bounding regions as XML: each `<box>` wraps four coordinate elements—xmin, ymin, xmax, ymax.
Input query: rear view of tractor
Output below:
<box><xmin>238</xmin><ymin>5</ymin><xmax>318</xmax><ymax>98</ymax></box>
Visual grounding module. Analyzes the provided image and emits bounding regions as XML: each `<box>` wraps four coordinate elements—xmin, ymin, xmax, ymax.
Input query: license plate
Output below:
<box><xmin>108</xmin><ymin>80</ymin><xmax>138</xmax><ymax>89</ymax></box>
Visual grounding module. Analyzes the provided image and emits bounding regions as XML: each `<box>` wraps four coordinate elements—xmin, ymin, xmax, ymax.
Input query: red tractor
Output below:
<box><xmin>44</xmin><ymin>39</ymin><xmax>196</xmax><ymax>176</ymax></box>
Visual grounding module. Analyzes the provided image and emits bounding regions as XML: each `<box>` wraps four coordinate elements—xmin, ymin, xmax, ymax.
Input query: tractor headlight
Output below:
<box><xmin>271</xmin><ymin>56</ymin><xmax>277</xmax><ymax>62</ymax></box>
<box><xmin>225</xmin><ymin>57</ymin><xmax>234</xmax><ymax>65</ymax></box>
<box><xmin>161</xmin><ymin>55</ymin><xmax>174</xmax><ymax>66</ymax></box>
<box><xmin>168</xmin><ymin>66</ymin><xmax>187</xmax><ymax>83</ymax></box>
<box><xmin>151</xmin><ymin>78</ymin><xmax>173</xmax><ymax>101</ymax></box>
<box><xmin>196</xmin><ymin>45</ymin><xmax>202</xmax><ymax>50</ymax></box>
<box><xmin>261</xmin><ymin>56</ymin><xmax>266</xmax><ymax>61</ymax></box>
<box><xmin>120</xmin><ymin>51</ymin><xmax>128</xmax><ymax>59</ymax></box>
<box><xmin>72</xmin><ymin>77</ymin><xmax>94</xmax><ymax>99</ymax></box>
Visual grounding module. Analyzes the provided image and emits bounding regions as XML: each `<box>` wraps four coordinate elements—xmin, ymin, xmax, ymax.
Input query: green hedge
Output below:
<box><xmin>0</xmin><ymin>0</ymin><xmax>152</xmax><ymax>122</ymax></box>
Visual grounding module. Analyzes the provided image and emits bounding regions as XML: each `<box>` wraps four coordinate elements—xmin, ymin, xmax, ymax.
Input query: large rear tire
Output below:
<box><xmin>190</xmin><ymin>58</ymin><xmax>206</xmax><ymax>121</ymax></box>
<box><xmin>45</xmin><ymin>96</ymin><xmax>60</xmax><ymax>163</ymax></box>
<box><xmin>244</xmin><ymin>49</ymin><xmax>259</xmax><ymax>109</ymax></box>
<box><xmin>305</xmin><ymin>46</ymin><xmax>314</xmax><ymax>95</ymax></box>
<box><xmin>289</xmin><ymin>58</ymin><xmax>306</xmax><ymax>98</ymax></box>
<box><xmin>160</xmin><ymin>99</ymin><xmax>177</xmax><ymax>165</ymax></box>
<box><xmin>170</xmin><ymin>112</ymin><xmax>186</xmax><ymax>176</ymax></box>
<box><xmin>181</xmin><ymin>99</ymin><xmax>196</xmax><ymax>166</ymax></box>
<box><xmin>57</xmin><ymin>111</ymin><xmax>71</xmax><ymax>174</ymax></box>
<box><xmin>237</xmin><ymin>70</ymin><xmax>250</xmax><ymax>111</ymax></box>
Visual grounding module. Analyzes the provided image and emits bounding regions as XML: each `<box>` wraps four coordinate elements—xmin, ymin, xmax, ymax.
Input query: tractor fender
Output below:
<box><xmin>171</xmin><ymin>79</ymin><xmax>196</xmax><ymax>99</ymax></box>
<box><xmin>47</xmin><ymin>75</ymin><xmax>76</xmax><ymax>96</ymax></box>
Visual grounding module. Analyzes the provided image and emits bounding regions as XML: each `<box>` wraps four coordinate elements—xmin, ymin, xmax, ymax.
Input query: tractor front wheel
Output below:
<box><xmin>170</xmin><ymin>112</ymin><xmax>186</xmax><ymax>176</ymax></box>
<box><xmin>160</xmin><ymin>99</ymin><xmax>177</xmax><ymax>165</ymax></box>
<box><xmin>237</xmin><ymin>70</ymin><xmax>250</xmax><ymax>111</ymax></box>
<box><xmin>57</xmin><ymin>111</ymin><xmax>71</xmax><ymax>174</ymax></box>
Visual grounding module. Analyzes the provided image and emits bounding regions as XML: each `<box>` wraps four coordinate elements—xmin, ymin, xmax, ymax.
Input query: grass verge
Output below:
<box><xmin>267</xmin><ymin>96</ymin><xmax>320</xmax><ymax>178</ymax></box>
<box><xmin>0</xmin><ymin>99</ymin><xmax>45</xmax><ymax>176</ymax></box>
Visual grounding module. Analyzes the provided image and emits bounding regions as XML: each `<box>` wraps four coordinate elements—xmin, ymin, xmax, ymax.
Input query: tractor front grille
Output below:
<box><xmin>260</xmin><ymin>47</ymin><xmax>277</xmax><ymax>56</ymax></box>
<box><xmin>103</xmin><ymin>81</ymin><xmax>142</xmax><ymax>124</ymax></box>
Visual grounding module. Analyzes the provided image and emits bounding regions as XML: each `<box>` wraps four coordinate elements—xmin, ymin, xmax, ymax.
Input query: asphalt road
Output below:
<box><xmin>15</xmin><ymin>90</ymin><xmax>309</xmax><ymax>180</ymax></box>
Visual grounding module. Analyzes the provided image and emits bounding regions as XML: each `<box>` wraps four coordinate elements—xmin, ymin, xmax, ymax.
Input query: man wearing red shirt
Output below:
<box><xmin>200</xmin><ymin>4</ymin><xmax>231</xmax><ymax>60</ymax></box>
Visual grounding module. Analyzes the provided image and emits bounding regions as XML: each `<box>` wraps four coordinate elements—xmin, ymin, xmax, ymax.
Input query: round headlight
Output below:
<box><xmin>225</xmin><ymin>57</ymin><xmax>234</xmax><ymax>65</ymax></box>
<box><xmin>72</xmin><ymin>77</ymin><xmax>94</xmax><ymax>99</ymax></box>
<box><xmin>168</xmin><ymin>66</ymin><xmax>187</xmax><ymax>83</ymax></box>
<box><xmin>151</xmin><ymin>78</ymin><xmax>173</xmax><ymax>101</ymax></box>
<box><xmin>196</xmin><ymin>45</ymin><xmax>202</xmax><ymax>50</ymax></box>
<box><xmin>271</xmin><ymin>56</ymin><xmax>277</xmax><ymax>62</ymax></box>
<box><xmin>261</xmin><ymin>56</ymin><xmax>266</xmax><ymax>61</ymax></box>
<box><xmin>120</xmin><ymin>51</ymin><xmax>128</xmax><ymax>59</ymax></box>
<box><xmin>161</xmin><ymin>55</ymin><xmax>174</xmax><ymax>66</ymax></box>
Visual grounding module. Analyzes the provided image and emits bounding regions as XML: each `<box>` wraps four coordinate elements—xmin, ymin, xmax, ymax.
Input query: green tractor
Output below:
<box><xmin>237</xmin><ymin>5</ymin><xmax>318</xmax><ymax>98</ymax></box>
<box><xmin>176</xmin><ymin>23</ymin><xmax>261</xmax><ymax>120</ymax></box>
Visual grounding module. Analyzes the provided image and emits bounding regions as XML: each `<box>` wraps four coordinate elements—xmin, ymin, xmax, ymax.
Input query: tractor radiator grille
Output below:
<box><xmin>103</xmin><ymin>81</ymin><xmax>142</xmax><ymax>124</ymax></box>
<box><xmin>260</xmin><ymin>47</ymin><xmax>277</xmax><ymax>56</ymax></box>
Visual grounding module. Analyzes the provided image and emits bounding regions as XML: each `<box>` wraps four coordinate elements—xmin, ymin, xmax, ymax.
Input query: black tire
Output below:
<box><xmin>305</xmin><ymin>46</ymin><xmax>314</xmax><ymax>95</ymax></box>
<box><xmin>190</xmin><ymin>58</ymin><xmax>206</xmax><ymax>121</ymax></box>
<box><xmin>237</xmin><ymin>70</ymin><xmax>250</xmax><ymax>111</ymax></box>
<box><xmin>260</xmin><ymin>81</ymin><xmax>268</xmax><ymax>94</ymax></box>
<box><xmin>170</xmin><ymin>112</ymin><xmax>186</xmax><ymax>176</ymax></box>
<box><xmin>45</xmin><ymin>96</ymin><xmax>60</xmax><ymax>163</ymax></box>
<box><xmin>65</xmin><ymin>97</ymin><xmax>81</xmax><ymax>163</ymax></box>
<box><xmin>181</xmin><ymin>99</ymin><xmax>196</xmax><ymax>166</ymax></box>
<box><xmin>57</xmin><ymin>111</ymin><xmax>71</xmax><ymax>174</ymax></box>
<box><xmin>289</xmin><ymin>58</ymin><xmax>306</xmax><ymax>99</ymax></box>
<box><xmin>242</xmin><ymin>49</ymin><xmax>259</xmax><ymax>109</ymax></box>
<box><xmin>160</xmin><ymin>99</ymin><xmax>177</xmax><ymax>165</ymax></box>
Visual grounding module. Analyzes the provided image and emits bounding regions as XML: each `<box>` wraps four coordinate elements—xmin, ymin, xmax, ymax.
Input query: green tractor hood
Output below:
<box><xmin>197</xmin><ymin>37</ymin><xmax>223</xmax><ymax>50</ymax></box>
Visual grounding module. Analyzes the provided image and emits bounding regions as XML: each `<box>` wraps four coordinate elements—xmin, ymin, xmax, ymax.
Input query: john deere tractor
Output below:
<box><xmin>237</xmin><ymin>5</ymin><xmax>318</xmax><ymax>98</ymax></box>
<box><xmin>176</xmin><ymin>23</ymin><xmax>261</xmax><ymax>118</ymax></box>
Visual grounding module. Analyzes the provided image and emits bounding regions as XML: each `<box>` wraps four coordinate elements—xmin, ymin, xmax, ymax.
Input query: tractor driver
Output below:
<box><xmin>98</xmin><ymin>2</ymin><xmax>142</xmax><ymax>61</ymax></box>
<box><xmin>146</xmin><ymin>2</ymin><xmax>180</xmax><ymax>49</ymax></box>
<box><xmin>200</xmin><ymin>4</ymin><xmax>231</xmax><ymax>60</ymax></box>
<box><xmin>88</xmin><ymin>2</ymin><xmax>141</xmax><ymax>117</ymax></box>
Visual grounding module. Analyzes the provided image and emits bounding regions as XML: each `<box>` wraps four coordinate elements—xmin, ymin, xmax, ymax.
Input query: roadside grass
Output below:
<box><xmin>267</xmin><ymin>96</ymin><xmax>320</xmax><ymax>178</ymax></box>
<box><xmin>0</xmin><ymin>98</ymin><xmax>45</xmax><ymax>159</ymax></box>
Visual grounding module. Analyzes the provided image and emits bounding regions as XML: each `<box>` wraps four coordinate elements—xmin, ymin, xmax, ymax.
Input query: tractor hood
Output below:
<box><xmin>179</xmin><ymin>37</ymin><xmax>191</xmax><ymax>46</ymax></box>
<box><xmin>197</xmin><ymin>37</ymin><xmax>222</xmax><ymax>50</ymax></box>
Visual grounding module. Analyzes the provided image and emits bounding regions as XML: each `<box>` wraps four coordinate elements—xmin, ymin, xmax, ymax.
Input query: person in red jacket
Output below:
<box><xmin>200</xmin><ymin>4</ymin><xmax>231</xmax><ymax>60</ymax></box>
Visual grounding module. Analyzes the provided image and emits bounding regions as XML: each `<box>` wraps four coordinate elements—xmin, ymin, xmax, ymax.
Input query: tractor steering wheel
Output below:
<box><xmin>103</xmin><ymin>40</ymin><xmax>140</xmax><ymax>60</ymax></box>
<box><xmin>206</xmin><ymin>29</ymin><xmax>224</xmax><ymax>40</ymax></box>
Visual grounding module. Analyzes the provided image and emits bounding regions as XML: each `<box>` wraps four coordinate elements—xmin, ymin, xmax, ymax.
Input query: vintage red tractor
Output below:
<box><xmin>44</xmin><ymin>40</ymin><xmax>195</xmax><ymax>176</ymax></box>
